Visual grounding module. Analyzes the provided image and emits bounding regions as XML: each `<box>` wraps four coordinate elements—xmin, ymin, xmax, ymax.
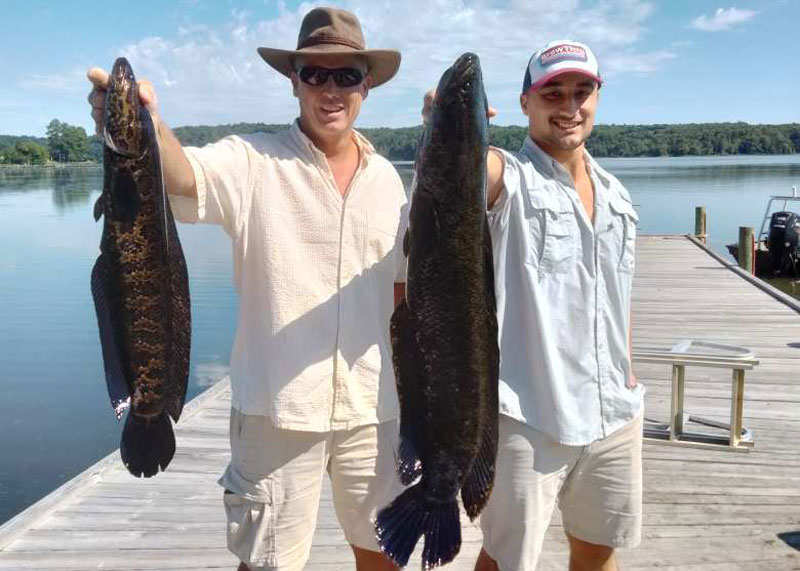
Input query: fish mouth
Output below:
<box><xmin>452</xmin><ymin>53</ymin><xmax>480</xmax><ymax>90</ymax></box>
<box><xmin>110</xmin><ymin>57</ymin><xmax>136</xmax><ymax>87</ymax></box>
<box><xmin>436</xmin><ymin>52</ymin><xmax>483</xmax><ymax>106</ymax></box>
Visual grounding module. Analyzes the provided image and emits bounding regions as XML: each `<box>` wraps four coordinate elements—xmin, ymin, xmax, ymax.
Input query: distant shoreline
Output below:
<box><xmin>2</xmin><ymin>155</ymin><xmax>800</xmax><ymax>172</ymax></box>
<box><xmin>0</xmin><ymin>162</ymin><xmax>100</xmax><ymax>170</ymax></box>
<box><xmin>3</xmin><ymin>120</ymin><xmax>800</xmax><ymax>163</ymax></box>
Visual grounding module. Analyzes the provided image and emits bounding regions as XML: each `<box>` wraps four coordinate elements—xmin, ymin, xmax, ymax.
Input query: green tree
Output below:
<box><xmin>46</xmin><ymin>119</ymin><xmax>89</xmax><ymax>162</ymax></box>
<box><xmin>0</xmin><ymin>141</ymin><xmax>49</xmax><ymax>165</ymax></box>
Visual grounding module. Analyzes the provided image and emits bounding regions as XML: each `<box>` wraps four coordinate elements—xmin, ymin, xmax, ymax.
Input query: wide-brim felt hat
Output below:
<box><xmin>258</xmin><ymin>7</ymin><xmax>401</xmax><ymax>87</ymax></box>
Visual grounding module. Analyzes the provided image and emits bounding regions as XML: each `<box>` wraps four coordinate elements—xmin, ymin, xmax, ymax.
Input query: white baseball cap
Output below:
<box><xmin>522</xmin><ymin>40</ymin><xmax>602</xmax><ymax>93</ymax></box>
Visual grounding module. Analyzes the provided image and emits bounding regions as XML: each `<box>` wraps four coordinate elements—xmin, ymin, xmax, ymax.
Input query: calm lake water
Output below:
<box><xmin>1</xmin><ymin>154</ymin><xmax>800</xmax><ymax>525</ymax></box>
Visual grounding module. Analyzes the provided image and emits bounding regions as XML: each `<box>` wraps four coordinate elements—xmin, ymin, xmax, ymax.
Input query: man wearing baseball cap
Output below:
<box><xmin>88</xmin><ymin>7</ymin><xmax>407</xmax><ymax>571</ymax></box>
<box><xmin>423</xmin><ymin>40</ymin><xmax>642</xmax><ymax>570</ymax></box>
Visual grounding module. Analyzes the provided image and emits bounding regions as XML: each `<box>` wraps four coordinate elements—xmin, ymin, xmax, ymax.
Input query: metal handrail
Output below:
<box><xmin>633</xmin><ymin>352</ymin><xmax>758</xmax><ymax>370</ymax></box>
<box><xmin>757</xmin><ymin>185</ymin><xmax>799</xmax><ymax>242</ymax></box>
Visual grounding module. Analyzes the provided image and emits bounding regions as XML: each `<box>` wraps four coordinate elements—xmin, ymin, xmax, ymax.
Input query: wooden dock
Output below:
<box><xmin>2</xmin><ymin>235</ymin><xmax>800</xmax><ymax>570</ymax></box>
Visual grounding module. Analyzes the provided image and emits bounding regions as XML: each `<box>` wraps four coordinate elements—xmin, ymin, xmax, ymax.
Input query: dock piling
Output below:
<box><xmin>695</xmin><ymin>206</ymin><xmax>707</xmax><ymax>243</ymax></box>
<box><xmin>738</xmin><ymin>226</ymin><xmax>755</xmax><ymax>274</ymax></box>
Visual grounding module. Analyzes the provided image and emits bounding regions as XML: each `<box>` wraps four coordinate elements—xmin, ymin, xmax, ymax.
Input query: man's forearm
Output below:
<box><xmin>155</xmin><ymin>119</ymin><xmax>197</xmax><ymax>199</ymax></box>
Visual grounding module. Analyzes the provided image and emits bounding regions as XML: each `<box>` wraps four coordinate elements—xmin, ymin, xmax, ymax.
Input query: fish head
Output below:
<box><xmin>417</xmin><ymin>53</ymin><xmax>489</xmax><ymax>199</ymax></box>
<box><xmin>430</xmin><ymin>52</ymin><xmax>488</xmax><ymax>137</ymax></box>
<box><xmin>104</xmin><ymin>58</ymin><xmax>144</xmax><ymax>159</ymax></box>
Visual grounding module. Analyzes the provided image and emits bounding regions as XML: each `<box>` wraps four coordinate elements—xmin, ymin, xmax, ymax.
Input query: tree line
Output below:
<box><xmin>174</xmin><ymin>121</ymin><xmax>800</xmax><ymax>160</ymax></box>
<box><xmin>2</xmin><ymin>119</ymin><xmax>799</xmax><ymax>165</ymax></box>
<box><xmin>0</xmin><ymin>120</ymin><xmax>102</xmax><ymax>165</ymax></box>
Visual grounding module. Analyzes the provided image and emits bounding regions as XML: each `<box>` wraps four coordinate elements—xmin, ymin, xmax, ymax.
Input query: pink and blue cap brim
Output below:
<box><xmin>527</xmin><ymin>68</ymin><xmax>603</xmax><ymax>93</ymax></box>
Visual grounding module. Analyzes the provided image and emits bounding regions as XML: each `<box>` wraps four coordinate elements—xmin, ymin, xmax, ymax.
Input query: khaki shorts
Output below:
<box><xmin>480</xmin><ymin>414</ymin><xmax>643</xmax><ymax>571</ymax></box>
<box><xmin>219</xmin><ymin>408</ymin><xmax>403</xmax><ymax>571</ymax></box>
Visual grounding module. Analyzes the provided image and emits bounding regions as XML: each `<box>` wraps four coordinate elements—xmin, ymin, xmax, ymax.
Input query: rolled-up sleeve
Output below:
<box><xmin>487</xmin><ymin>148</ymin><xmax>519</xmax><ymax>234</ymax></box>
<box><xmin>168</xmin><ymin>135</ymin><xmax>255</xmax><ymax>238</ymax></box>
<box><xmin>394</xmin><ymin>200</ymin><xmax>410</xmax><ymax>283</ymax></box>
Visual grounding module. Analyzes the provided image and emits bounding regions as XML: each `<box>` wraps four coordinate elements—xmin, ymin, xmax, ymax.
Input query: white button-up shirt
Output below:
<box><xmin>489</xmin><ymin>137</ymin><xmax>643</xmax><ymax>445</ymax></box>
<box><xmin>168</xmin><ymin>121</ymin><xmax>407</xmax><ymax>432</ymax></box>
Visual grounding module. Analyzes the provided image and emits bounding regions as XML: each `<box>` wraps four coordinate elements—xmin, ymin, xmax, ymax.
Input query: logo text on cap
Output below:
<box><xmin>540</xmin><ymin>44</ymin><xmax>587</xmax><ymax>67</ymax></box>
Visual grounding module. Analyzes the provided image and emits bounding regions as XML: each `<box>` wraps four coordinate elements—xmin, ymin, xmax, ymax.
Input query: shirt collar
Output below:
<box><xmin>521</xmin><ymin>136</ymin><xmax>558</xmax><ymax>178</ymax></box>
<box><xmin>290</xmin><ymin>119</ymin><xmax>375</xmax><ymax>168</ymax></box>
<box><xmin>583</xmin><ymin>152</ymin><xmax>611</xmax><ymax>189</ymax></box>
<box><xmin>521</xmin><ymin>136</ymin><xmax>611</xmax><ymax>190</ymax></box>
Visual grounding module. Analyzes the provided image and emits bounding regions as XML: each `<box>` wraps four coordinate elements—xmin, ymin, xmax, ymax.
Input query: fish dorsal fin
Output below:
<box><xmin>159</xmin><ymin>142</ymin><xmax>169</xmax><ymax>256</ymax></box>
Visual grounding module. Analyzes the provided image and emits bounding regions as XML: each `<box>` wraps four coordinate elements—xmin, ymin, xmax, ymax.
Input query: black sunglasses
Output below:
<box><xmin>296</xmin><ymin>66</ymin><xmax>365</xmax><ymax>88</ymax></box>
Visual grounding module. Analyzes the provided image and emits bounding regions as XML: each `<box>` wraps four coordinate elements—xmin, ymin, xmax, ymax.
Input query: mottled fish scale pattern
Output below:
<box><xmin>92</xmin><ymin>57</ymin><xmax>190</xmax><ymax>477</ymax></box>
<box><xmin>375</xmin><ymin>53</ymin><xmax>499</xmax><ymax>569</ymax></box>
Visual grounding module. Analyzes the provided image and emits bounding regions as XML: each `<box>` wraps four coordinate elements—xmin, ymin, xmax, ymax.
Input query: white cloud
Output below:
<box><xmin>603</xmin><ymin>49</ymin><xmax>677</xmax><ymax>75</ymax></box>
<box><xmin>19</xmin><ymin>0</ymin><xmax>675</xmax><ymax>128</ymax></box>
<box><xmin>690</xmin><ymin>7</ymin><xmax>758</xmax><ymax>32</ymax></box>
<box><xmin>19</xmin><ymin>68</ymin><xmax>89</xmax><ymax>93</ymax></box>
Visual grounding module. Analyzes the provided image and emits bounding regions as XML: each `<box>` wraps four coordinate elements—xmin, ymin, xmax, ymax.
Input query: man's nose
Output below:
<box><xmin>560</xmin><ymin>94</ymin><xmax>581</xmax><ymax>115</ymax></box>
<box><xmin>320</xmin><ymin>75</ymin><xmax>340</xmax><ymax>92</ymax></box>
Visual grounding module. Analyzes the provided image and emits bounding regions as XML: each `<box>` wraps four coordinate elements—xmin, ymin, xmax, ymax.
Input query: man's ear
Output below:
<box><xmin>362</xmin><ymin>75</ymin><xmax>372</xmax><ymax>100</ymax></box>
<box><xmin>291</xmin><ymin>73</ymin><xmax>299</xmax><ymax>97</ymax></box>
<box><xmin>520</xmin><ymin>92</ymin><xmax>529</xmax><ymax>117</ymax></box>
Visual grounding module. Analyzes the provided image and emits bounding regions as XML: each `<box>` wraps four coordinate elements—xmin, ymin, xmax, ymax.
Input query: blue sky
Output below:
<box><xmin>1</xmin><ymin>0</ymin><xmax>798</xmax><ymax>136</ymax></box>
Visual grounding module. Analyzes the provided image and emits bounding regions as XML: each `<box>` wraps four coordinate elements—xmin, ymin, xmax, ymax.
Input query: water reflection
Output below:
<box><xmin>0</xmin><ymin>166</ymin><xmax>237</xmax><ymax>525</ymax></box>
<box><xmin>1</xmin><ymin>156</ymin><xmax>799</xmax><ymax>526</ymax></box>
<box><xmin>0</xmin><ymin>167</ymin><xmax>100</xmax><ymax>213</ymax></box>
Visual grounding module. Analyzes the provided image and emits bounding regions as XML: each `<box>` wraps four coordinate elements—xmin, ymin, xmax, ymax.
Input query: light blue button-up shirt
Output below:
<box><xmin>488</xmin><ymin>137</ymin><xmax>643</xmax><ymax>445</ymax></box>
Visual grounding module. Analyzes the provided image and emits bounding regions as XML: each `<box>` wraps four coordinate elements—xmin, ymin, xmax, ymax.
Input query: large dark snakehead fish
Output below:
<box><xmin>375</xmin><ymin>53</ymin><xmax>499</xmax><ymax>569</ymax></box>
<box><xmin>91</xmin><ymin>57</ymin><xmax>190</xmax><ymax>478</ymax></box>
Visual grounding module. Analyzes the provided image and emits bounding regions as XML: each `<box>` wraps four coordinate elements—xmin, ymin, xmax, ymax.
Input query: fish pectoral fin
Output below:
<box><xmin>110</xmin><ymin>168</ymin><xmax>141</xmax><ymax>224</ymax></box>
<box><xmin>91</xmin><ymin>256</ymin><xmax>132</xmax><ymax>419</ymax></box>
<box><xmin>390</xmin><ymin>300</ymin><xmax>426</xmax><ymax>485</ymax></box>
<box><xmin>93</xmin><ymin>193</ymin><xmax>106</xmax><ymax>221</ymax></box>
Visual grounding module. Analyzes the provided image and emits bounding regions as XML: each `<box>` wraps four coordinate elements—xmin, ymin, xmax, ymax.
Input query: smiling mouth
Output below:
<box><xmin>553</xmin><ymin>119</ymin><xmax>581</xmax><ymax>130</ymax></box>
<box><xmin>321</xmin><ymin>105</ymin><xmax>344</xmax><ymax>114</ymax></box>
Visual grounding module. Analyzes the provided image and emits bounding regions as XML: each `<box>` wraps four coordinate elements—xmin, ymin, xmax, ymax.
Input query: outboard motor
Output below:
<box><xmin>767</xmin><ymin>211</ymin><xmax>800</xmax><ymax>276</ymax></box>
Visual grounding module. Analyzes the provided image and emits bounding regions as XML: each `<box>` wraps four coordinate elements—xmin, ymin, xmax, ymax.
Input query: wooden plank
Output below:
<box><xmin>2</xmin><ymin>235</ymin><xmax>800</xmax><ymax>570</ymax></box>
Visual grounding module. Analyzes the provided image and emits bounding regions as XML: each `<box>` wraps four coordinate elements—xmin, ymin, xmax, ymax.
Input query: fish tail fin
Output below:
<box><xmin>120</xmin><ymin>412</ymin><xmax>175</xmax><ymax>478</ymax></box>
<box><xmin>375</xmin><ymin>484</ymin><xmax>461</xmax><ymax>569</ymax></box>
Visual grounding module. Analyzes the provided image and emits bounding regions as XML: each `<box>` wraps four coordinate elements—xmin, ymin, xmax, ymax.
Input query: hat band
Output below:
<box><xmin>298</xmin><ymin>34</ymin><xmax>364</xmax><ymax>51</ymax></box>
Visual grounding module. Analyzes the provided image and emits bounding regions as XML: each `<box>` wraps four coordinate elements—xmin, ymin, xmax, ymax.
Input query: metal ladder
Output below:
<box><xmin>632</xmin><ymin>340</ymin><xmax>759</xmax><ymax>452</ymax></box>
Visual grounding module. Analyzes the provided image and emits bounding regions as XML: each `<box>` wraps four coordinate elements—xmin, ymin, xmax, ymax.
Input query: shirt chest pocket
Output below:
<box><xmin>525</xmin><ymin>191</ymin><xmax>578</xmax><ymax>275</ymax></box>
<box><xmin>606</xmin><ymin>195</ymin><xmax>639</xmax><ymax>273</ymax></box>
<box><xmin>365</xmin><ymin>209</ymin><xmax>400</xmax><ymax>266</ymax></box>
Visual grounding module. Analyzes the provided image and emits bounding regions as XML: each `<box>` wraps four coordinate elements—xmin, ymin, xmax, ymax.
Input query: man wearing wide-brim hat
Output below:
<box><xmin>87</xmin><ymin>6</ymin><xmax>407</xmax><ymax>571</ymax></box>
